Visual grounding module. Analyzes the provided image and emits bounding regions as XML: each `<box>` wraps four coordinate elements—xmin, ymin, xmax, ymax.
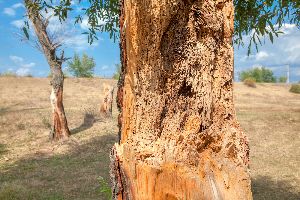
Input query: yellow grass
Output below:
<box><xmin>0</xmin><ymin>77</ymin><xmax>299</xmax><ymax>199</ymax></box>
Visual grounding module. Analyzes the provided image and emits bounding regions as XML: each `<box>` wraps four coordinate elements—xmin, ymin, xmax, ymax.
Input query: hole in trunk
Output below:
<box><xmin>178</xmin><ymin>80</ymin><xmax>194</xmax><ymax>97</ymax></box>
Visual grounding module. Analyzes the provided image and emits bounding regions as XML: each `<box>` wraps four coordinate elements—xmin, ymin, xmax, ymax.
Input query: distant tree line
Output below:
<box><xmin>239</xmin><ymin>67</ymin><xmax>288</xmax><ymax>83</ymax></box>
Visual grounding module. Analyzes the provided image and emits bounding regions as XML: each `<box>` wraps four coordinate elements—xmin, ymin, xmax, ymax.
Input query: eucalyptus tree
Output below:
<box><xmin>28</xmin><ymin>0</ymin><xmax>299</xmax><ymax>198</ymax></box>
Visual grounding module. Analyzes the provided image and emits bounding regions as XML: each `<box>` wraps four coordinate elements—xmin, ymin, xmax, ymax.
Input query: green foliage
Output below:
<box><xmin>243</xmin><ymin>77</ymin><xmax>256</xmax><ymax>88</ymax></box>
<box><xmin>239</xmin><ymin>67</ymin><xmax>276</xmax><ymax>83</ymax></box>
<box><xmin>98</xmin><ymin>176</ymin><xmax>112</xmax><ymax>200</ymax></box>
<box><xmin>112</xmin><ymin>64</ymin><xmax>121</xmax><ymax>80</ymax></box>
<box><xmin>22</xmin><ymin>0</ymin><xmax>299</xmax><ymax>54</ymax></box>
<box><xmin>279</xmin><ymin>76</ymin><xmax>288</xmax><ymax>83</ymax></box>
<box><xmin>289</xmin><ymin>84</ymin><xmax>300</xmax><ymax>94</ymax></box>
<box><xmin>67</xmin><ymin>53</ymin><xmax>96</xmax><ymax>78</ymax></box>
<box><xmin>234</xmin><ymin>0</ymin><xmax>300</xmax><ymax>54</ymax></box>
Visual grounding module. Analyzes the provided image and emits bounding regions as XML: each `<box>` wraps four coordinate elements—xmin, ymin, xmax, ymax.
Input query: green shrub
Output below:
<box><xmin>112</xmin><ymin>64</ymin><xmax>121</xmax><ymax>80</ymax></box>
<box><xmin>239</xmin><ymin>67</ymin><xmax>276</xmax><ymax>83</ymax></box>
<box><xmin>278</xmin><ymin>76</ymin><xmax>287</xmax><ymax>83</ymax></box>
<box><xmin>67</xmin><ymin>53</ymin><xmax>95</xmax><ymax>78</ymax></box>
<box><xmin>243</xmin><ymin>77</ymin><xmax>256</xmax><ymax>88</ymax></box>
<box><xmin>289</xmin><ymin>84</ymin><xmax>300</xmax><ymax>94</ymax></box>
<box><xmin>99</xmin><ymin>176</ymin><xmax>112</xmax><ymax>200</ymax></box>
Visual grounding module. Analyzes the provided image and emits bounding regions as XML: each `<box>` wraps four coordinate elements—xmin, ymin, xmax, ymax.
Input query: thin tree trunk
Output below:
<box><xmin>25</xmin><ymin>0</ymin><xmax>70</xmax><ymax>140</ymax></box>
<box><xmin>50</xmin><ymin>68</ymin><xmax>70</xmax><ymax>140</ymax></box>
<box><xmin>111</xmin><ymin>0</ymin><xmax>252</xmax><ymax>199</ymax></box>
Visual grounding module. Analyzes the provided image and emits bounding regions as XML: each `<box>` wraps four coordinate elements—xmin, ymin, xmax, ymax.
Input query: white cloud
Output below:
<box><xmin>3</xmin><ymin>3</ymin><xmax>24</xmax><ymax>17</ymax></box>
<box><xmin>9</xmin><ymin>55</ymin><xmax>24</xmax><ymax>63</ymax></box>
<box><xmin>16</xmin><ymin>67</ymin><xmax>30</xmax><ymax>76</ymax></box>
<box><xmin>11</xmin><ymin>19</ymin><xmax>24</xmax><ymax>28</ymax></box>
<box><xmin>101</xmin><ymin>65</ymin><xmax>109</xmax><ymax>70</ymax></box>
<box><xmin>12</xmin><ymin>3</ymin><xmax>24</xmax><ymax>9</ymax></box>
<box><xmin>3</xmin><ymin>8</ymin><xmax>15</xmax><ymax>16</ymax></box>
<box><xmin>80</xmin><ymin>16</ymin><xmax>106</xmax><ymax>30</ymax></box>
<box><xmin>9</xmin><ymin>55</ymin><xmax>35</xmax><ymax>76</ymax></box>
<box><xmin>80</xmin><ymin>17</ymin><xmax>90</xmax><ymax>30</ymax></box>
<box><xmin>10</xmin><ymin>6</ymin><xmax>103</xmax><ymax>54</ymax></box>
<box><xmin>255</xmin><ymin>51</ymin><xmax>269</xmax><ymax>61</ymax></box>
<box><xmin>22</xmin><ymin>62</ymin><xmax>36</xmax><ymax>68</ymax></box>
<box><xmin>278</xmin><ymin>24</ymin><xmax>296</xmax><ymax>35</ymax></box>
<box><xmin>235</xmin><ymin>23</ymin><xmax>300</xmax><ymax>82</ymax></box>
<box><xmin>64</xmin><ymin>34</ymin><xmax>100</xmax><ymax>50</ymax></box>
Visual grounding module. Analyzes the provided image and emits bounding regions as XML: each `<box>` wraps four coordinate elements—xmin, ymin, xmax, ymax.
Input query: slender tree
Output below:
<box><xmin>25</xmin><ymin>0</ymin><xmax>70</xmax><ymax>140</ymax></box>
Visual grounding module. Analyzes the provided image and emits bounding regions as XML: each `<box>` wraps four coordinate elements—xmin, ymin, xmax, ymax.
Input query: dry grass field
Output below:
<box><xmin>0</xmin><ymin>77</ymin><xmax>299</xmax><ymax>200</ymax></box>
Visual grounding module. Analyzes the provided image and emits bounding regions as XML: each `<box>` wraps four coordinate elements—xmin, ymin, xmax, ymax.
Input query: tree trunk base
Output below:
<box><xmin>111</xmin><ymin>142</ymin><xmax>252</xmax><ymax>200</ymax></box>
<box><xmin>50</xmin><ymin>87</ymin><xmax>70</xmax><ymax>140</ymax></box>
<box><xmin>111</xmin><ymin>119</ymin><xmax>252</xmax><ymax>200</ymax></box>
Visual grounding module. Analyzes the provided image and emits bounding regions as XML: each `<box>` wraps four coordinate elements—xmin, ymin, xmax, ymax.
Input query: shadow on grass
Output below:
<box><xmin>1</xmin><ymin>104</ymin><xmax>48</xmax><ymax>116</ymax></box>
<box><xmin>0</xmin><ymin>134</ymin><xmax>118</xmax><ymax>200</ymax></box>
<box><xmin>1</xmin><ymin>133</ymin><xmax>299</xmax><ymax>200</ymax></box>
<box><xmin>71</xmin><ymin>112</ymin><xmax>104</xmax><ymax>135</ymax></box>
<box><xmin>252</xmin><ymin>176</ymin><xmax>300</xmax><ymax>200</ymax></box>
<box><xmin>0</xmin><ymin>103</ymin><xmax>21</xmax><ymax>116</ymax></box>
<box><xmin>0</xmin><ymin>143</ymin><xmax>7</xmax><ymax>156</ymax></box>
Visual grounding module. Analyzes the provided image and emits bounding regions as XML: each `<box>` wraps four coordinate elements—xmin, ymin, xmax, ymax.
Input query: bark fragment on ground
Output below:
<box><xmin>113</xmin><ymin>0</ymin><xmax>252</xmax><ymax>199</ymax></box>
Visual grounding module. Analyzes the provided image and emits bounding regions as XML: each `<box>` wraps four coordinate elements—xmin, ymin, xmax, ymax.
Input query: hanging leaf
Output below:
<box><xmin>269</xmin><ymin>32</ymin><xmax>274</xmax><ymax>43</ymax></box>
<box><xmin>23</xmin><ymin>27</ymin><xmax>30</xmax><ymax>40</ymax></box>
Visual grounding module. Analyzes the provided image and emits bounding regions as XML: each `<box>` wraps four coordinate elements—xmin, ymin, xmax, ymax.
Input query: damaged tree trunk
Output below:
<box><xmin>100</xmin><ymin>83</ymin><xmax>114</xmax><ymax>117</ymax></box>
<box><xmin>112</xmin><ymin>0</ymin><xmax>252</xmax><ymax>199</ymax></box>
<box><xmin>25</xmin><ymin>0</ymin><xmax>70</xmax><ymax>140</ymax></box>
<box><xmin>49</xmin><ymin>67</ymin><xmax>70</xmax><ymax>140</ymax></box>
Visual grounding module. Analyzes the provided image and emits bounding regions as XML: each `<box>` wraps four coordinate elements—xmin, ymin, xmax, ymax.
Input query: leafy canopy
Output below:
<box><xmin>239</xmin><ymin>67</ymin><xmax>276</xmax><ymax>83</ymax></box>
<box><xmin>25</xmin><ymin>0</ymin><xmax>299</xmax><ymax>53</ymax></box>
<box><xmin>67</xmin><ymin>53</ymin><xmax>96</xmax><ymax>78</ymax></box>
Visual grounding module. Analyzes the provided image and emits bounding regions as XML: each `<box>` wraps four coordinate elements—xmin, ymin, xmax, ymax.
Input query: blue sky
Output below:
<box><xmin>0</xmin><ymin>1</ymin><xmax>300</xmax><ymax>82</ymax></box>
<box><xmin>0</xmin><ymin>0</ymin><xmax>120</xmax><ymax>78</ymax></box>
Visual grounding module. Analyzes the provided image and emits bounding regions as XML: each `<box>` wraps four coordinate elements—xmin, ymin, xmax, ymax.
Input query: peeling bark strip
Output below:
<box><xmin>112</xmin><ymin>0</ymin><xmax>252</xmax><ymax>199</ymax></box>
<box><xmin>117</xmin><ymin>0</ymin><xmax>127</xmax><ymax>143</ymax></box>
<box><xmin>25</xmin><ymin>0</ymin><xmax>70</xmax><ymax>140</ymax></box>
<box><xmin>100</xmin><ymin>84</ymin><xmax>114</xmax><ymax>117</ymax></box>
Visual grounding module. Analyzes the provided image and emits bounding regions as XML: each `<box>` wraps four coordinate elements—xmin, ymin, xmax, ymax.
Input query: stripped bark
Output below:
<box><xmin>25</xmin><ymin>0</ymin><xmax>70</xmax><ymax>140</ymax></box>
<box><xmin>112</xmin><ymin>0</ymin><xmax>253</xmax><ymax>199</ymax></box>
<box><xmin>100</xmin><ymin>83</ymin><xmax>114</xmax><ymax>117</ymax></box>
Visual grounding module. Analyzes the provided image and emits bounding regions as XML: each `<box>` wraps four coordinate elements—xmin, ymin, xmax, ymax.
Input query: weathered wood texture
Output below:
<box><xmin>100</xmin><ymin>83</ymin><xmax>114</xmax><ymax>116</ymax></box>
<box><xmin>25</xmin><ymin>0</ymin><xmax>70</xmax><ymax>140</ymax></box>
<box><xmin>112</xmin><ymin>0</ymin><xmax>252</xmax><ymax>199</ymax></box>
